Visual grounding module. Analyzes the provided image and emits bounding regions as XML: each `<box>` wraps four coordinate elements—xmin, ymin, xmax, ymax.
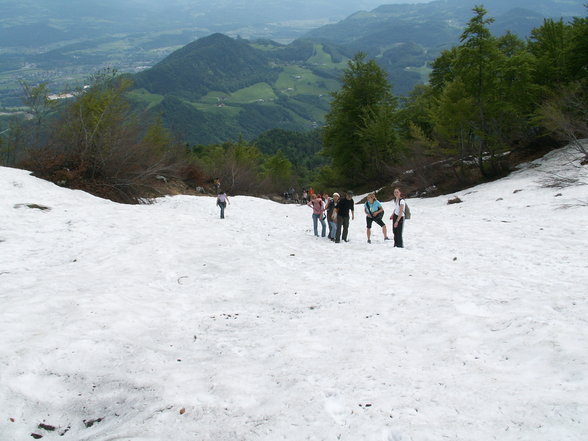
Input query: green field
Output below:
<box><xmin>126</xmin><ymin>89</ymin><xmax>164</xmax><ymax>109</ymax></box>
<box><xmin>228</xmin><ymin>83</ymin><xmax>277</xmax><ymax>103</ymax></box>
<box><xmin>405</xmin><ymin>65</ymin><xmax>432</xmax><ymax>83</ymax></box>
<box><xmin>307</xmin><ymin>43</ymin><xmax>347</xmax><ymax>66</ymax></box>
<box><xmin>275</xmin><ymin>66</ymin><xmax>339</xmax><ymax>96</ymax></box>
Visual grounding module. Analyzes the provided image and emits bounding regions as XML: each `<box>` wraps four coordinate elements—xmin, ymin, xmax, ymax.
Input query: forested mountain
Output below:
<box><xmin>307</xmin><ymin>0</ymin><xmax>583</xmax><ymax>44</ymax></box>
<box><xmin>126</xmin><ymin>0</ymin><xmax>585</xmax><ymax>145</ymax></box>
<box><xmin>0</xmin><ymin>0</ymin><xmax>399</xmax><ymax>107</ymax></box>
<box><xmin>304</xmin><ymin>0</ymin><xmax>586</xmax><ymax>94</ymax></box>
<box><xmin>2</xmin><ymin>0</ymin><xmax>585</xmax><ymax>148</ymax></box>
<box><xmin>133</xmin><ymin>34</ymin><xmax>279</xmax><ymax>100</ymax></box>
<box><xmin>4</xmin><ymin>2</ymin><xmax>586</xmax><ymax>202</ymax></box>
<box><xmin>128</xmin><ymin>34</ymin><xmax>346</xmax><ymax>144</ymax></box>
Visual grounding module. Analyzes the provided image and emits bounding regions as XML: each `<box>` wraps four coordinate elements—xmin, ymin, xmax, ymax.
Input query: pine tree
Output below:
<box><xmin>322</xmin><ymin>53</ymin><xmax>399</xmax><ymax>186</ymax></box>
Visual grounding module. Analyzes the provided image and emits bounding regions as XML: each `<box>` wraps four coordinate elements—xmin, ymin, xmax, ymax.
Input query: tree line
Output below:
<box><xmin>320</xmin><ymin>5</ymin><xmax>588</xmax><ymax>191</ymax></box>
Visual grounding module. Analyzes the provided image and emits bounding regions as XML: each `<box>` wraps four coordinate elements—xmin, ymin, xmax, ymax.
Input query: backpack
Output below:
<box><xmin>404</xmin><ymin>201</ymin><xmax>411</xmax><ymax>220</ymax></box>
<box><xmin>365</xmin><ymin>201</ymin><xmax>384</xmax><ymax>220</ymax></box>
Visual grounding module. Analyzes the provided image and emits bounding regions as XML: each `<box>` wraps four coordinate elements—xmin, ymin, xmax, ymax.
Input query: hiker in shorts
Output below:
<box><xmin>364</xmin><ymin>192</ymin><xmax>390</xmax><ymax>243</ymax></box>
<box><xmin>216</xmin><ymin>191</ymin><xmax>230</xmax><ymax>219</ymax></box>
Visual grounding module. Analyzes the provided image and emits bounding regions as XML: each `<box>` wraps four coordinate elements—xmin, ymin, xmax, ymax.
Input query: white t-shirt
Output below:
<box><xmin>393</xmin><ymin>199</ymin><xmax>405</xmax><ymax>217</ymax></box>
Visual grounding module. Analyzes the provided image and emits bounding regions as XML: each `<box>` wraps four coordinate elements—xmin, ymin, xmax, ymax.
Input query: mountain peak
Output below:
<box><xmin>133</xmin><ymin>34</ymin><xmax>276</xmax><ymax>100</ymax></box>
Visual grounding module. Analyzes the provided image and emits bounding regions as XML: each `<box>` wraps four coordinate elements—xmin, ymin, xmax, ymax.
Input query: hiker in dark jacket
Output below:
<box><xmin>333</xmin><ymin>191</ymin><xmax>355</xmax><ymax>243</ymax></box>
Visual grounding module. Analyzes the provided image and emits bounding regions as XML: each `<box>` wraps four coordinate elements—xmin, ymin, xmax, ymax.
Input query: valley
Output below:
<box><xmin>1</xmin><ymin>0</ymin><xmax>585</xmax><ymax>145</ymax></box>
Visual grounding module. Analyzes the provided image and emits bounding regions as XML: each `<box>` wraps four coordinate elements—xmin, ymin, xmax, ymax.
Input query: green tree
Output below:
<box><xmin>397</xmin><ymin>84</ymin><xmax>436</xmax><ymax>141</ymax></box>
<box><xmin>357</xmin><ymin>103</ymin><xmax>403</xmax><ymax>175</ymax></box>
<box><xmin>538</xmin><ymin>81</ymin><xmax>588</xmax><ymax>162</ymax></box>
<box><xmin>0</xmin><ymin>133</ymin><xmax>5</xmax><ymax>165</ymax></box>
<box><xmin>455</xmin><ymin>6</ymin><xmax>499</xmax><ymax>175</ymax></box>
<box><xmin>528</xmin><ymin>18</ymin><xmax>574</xmax><ymax>89</ymax></box>
<box><xmin>322</xmin><ymin>52</ymin><xmax>399</xmax><ymax>186</ymax></box>
<box><xmin>0</xmin><ymin>119</ymin><xmax>25</xmax><ymax>166</ymax></box>
<box><xmin>194</xmin><ymin>138</ymin><xmax>264</xmax><ymax>193</ymax></box>
<box><xmin>253</xmin><ymin>128</ymin><xmax>323</xmax><ymax>174</ymax></box>
<box><xmin>21</xmin><ymin>68</ymin><xmax>188</xmax><ymax>203</ymax></box>
<box><xmin>142</xmin><ymin>115</ymin><xmax>174</xmax><ymax>154</ymax></box>
<box><xmin>568</xmin><ymin>13</ymin><xmax>588</xmax><ymax>81</ymax></box>
<box><xmin>53</xmin><ymin>68</ymin><xmax>137</xmax><ymax>178</ymax></box>
<box><xmin>428</xmin><ymin>6</ymin><xmax>536</xmax><ymax>177</ymax></box>
<box><xmin>261</xmin><ymin>150</ymin><xmax>294</xmax><ymax>191</ymax></box>
<box><xmin>429</xmin><ymin>47</ymin><xmax>460</xmax><ymax>95</ymax></box>
<box><xmin>19</xmin><ymin>80</ymin><xmax>57</xmax><ymax>147</ymax></box>
<box><xmin>431</xmin><ymin>79</ymin><xmax>477</xmax><ymax>168</ymax></box>
<box><xmin>494</xmin><ymin>32</ymin><xmax>538</xmax><ymax>112</ymax></box>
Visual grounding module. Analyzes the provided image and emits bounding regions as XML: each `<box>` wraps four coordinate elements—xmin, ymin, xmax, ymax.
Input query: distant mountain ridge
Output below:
<box><xmin>307</xmin><ymin>3</ymin><xmax>584</xmax><ymax>61</ymax></box>
<box><xmin>134</xmin><ymin>34</ymin><xmax>280</xmax><ymax>101</ymax></box>
<box><xmin>128</xmin><ymin>34</ymin><xmax>347</xmax><ymax>144</ymax></box>
<box><xmin>304</xmin><ymin>0</ymin><xmax>586</xmax><ymax>87</ymax></box>
<box><xmin>127</xmin><ymin>0</ymin><xmax>586</xmax><ymax>145</ymax></box>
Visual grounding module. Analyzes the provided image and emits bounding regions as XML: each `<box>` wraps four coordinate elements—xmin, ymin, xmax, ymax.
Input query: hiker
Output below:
<box><xmin>213</xmin><ymin>177</ymin><xmax>222</xmax><ymax>194</ymax></box>
<box><xmin>302</xmin><ymin>189</ymin><xmax>308</xmax><ymax>204</ymax></box>
<box><xmin>334</xmin><ymin>191</ymin><xmax>355</xmax><ymax>243</ymax></box>
<box><xmin>390</xmin><ymin>187</ymin><xmax>406</xmax><ymax>247</ymax></box>
<box><xmin>307</xmin><ymin>193</ymin><xmax>326</xmax><ymax>237</ymax></box>
<box><xmin>322</xmin><ymin>192</ymin><xmax>334</xmax><ymax>240</ymax></box>
<box><xmin>216</xmin><ymin>191</ymin><xmax>230</xmax><ymax>219</ymax></box>
<box><xmin>326</xmin><ymin>193</ymin><xmax>339</xmax><ymax>241</ymax></box>
<box><xmin>364</xmin><ymin>192</ymin><xmax>390</xmax><ymax>243</ymax></box>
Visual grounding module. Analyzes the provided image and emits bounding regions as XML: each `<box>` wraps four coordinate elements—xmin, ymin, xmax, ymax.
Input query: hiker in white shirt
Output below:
<box><xmin>390</xmin><ymin>187</ymin><xmax>405</xmax><ymax>248</ymax></box>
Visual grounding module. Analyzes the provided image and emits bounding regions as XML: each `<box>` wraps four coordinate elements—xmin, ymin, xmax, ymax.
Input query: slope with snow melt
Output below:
<box><xmin>0</xmin><ymin>146</ymin><xmax>587</xmax><ymax>441</ymax></box>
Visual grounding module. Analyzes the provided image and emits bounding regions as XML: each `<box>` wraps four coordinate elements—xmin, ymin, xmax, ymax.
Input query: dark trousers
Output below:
<box><xmin>335</xmin><ymin>215</ymin><xmax>350</xmax><ymax>242</ymax></box>
<box><xmin>217</xmin><ymin>201</ymin><xmax>226</xmax><ymax>218</ymax></box>
<box><xmin>392</xmin><ymin>214</ymin><xmax>404</xmax><ymax>247</ymax></box>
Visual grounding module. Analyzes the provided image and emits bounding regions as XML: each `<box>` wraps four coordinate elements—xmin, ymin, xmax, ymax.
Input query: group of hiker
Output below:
<box><xmin>307</xmin><ymin>191</ymin><xmax>355</xmax><ymax>244</ymax></box>
<box><xmin>307</xmin><ymin>188</ymin><xmax>406</xmax><ymax>247</ymax></box>
<box><xmin>213</xmin><ymin>177</ymin><xmax>406</xmax><ymax>247</ymax></box>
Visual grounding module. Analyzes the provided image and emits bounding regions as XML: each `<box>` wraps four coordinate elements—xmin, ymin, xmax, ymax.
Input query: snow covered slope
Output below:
<box><xmin>1</xmin><ymin>146</ymin><xmax>587</xmax><ymax>441</ymax></box>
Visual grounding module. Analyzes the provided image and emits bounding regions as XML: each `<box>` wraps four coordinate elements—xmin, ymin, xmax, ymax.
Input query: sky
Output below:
<box><xmin>0</xmin><ymin>144</ymin><xmax>587</xmax><ymax>441</ymax></box>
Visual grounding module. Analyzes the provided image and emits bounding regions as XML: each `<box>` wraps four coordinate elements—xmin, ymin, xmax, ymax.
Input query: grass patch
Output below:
<box><xmin>199</xmin><ymin>90</ymin><xmax>233</xmax><ymax>105</ymax></box>
<box><xmin>307</xmin><ymin>44</ymin><xmax>333</xmax><ymax>65</ymax></box>
<box><xmin>228</xmin><ymin>83</ymin><xmax>276</xmax><ymax>103</ymax></box>
<box><xmin>126</xmin><ymin>88</ymin><xmax>164</xmax><ymax>109</ymax></box>
<box><xmin>405</xmin><ymin>65</ymin><xmax>432</xmax><ymax>83</ymax></box>
<box><xmin>275</xmin><ymin>66</ymin><xmax>339</xmax><ymax>95</ymax></box>
<box><xmin>190</xmin><ymin>101</ymin><xmax>242</xmax><ymax>117</ymax></box>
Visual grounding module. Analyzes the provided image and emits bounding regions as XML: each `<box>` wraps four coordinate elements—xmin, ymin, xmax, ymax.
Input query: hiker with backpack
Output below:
<box><xmin>364</xmin><ymin>192</ymin><xmax>390</xmax><ymax>244</ymax></box>
<box><xmin>390</xmin><ymin>187</ymin><xmax>406</xmax><ymax>247</ymax></box>
<box><xmin>216</xmin><ymin>191</ymin><xmax>230</xmax><ymax>219</ymax></box>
